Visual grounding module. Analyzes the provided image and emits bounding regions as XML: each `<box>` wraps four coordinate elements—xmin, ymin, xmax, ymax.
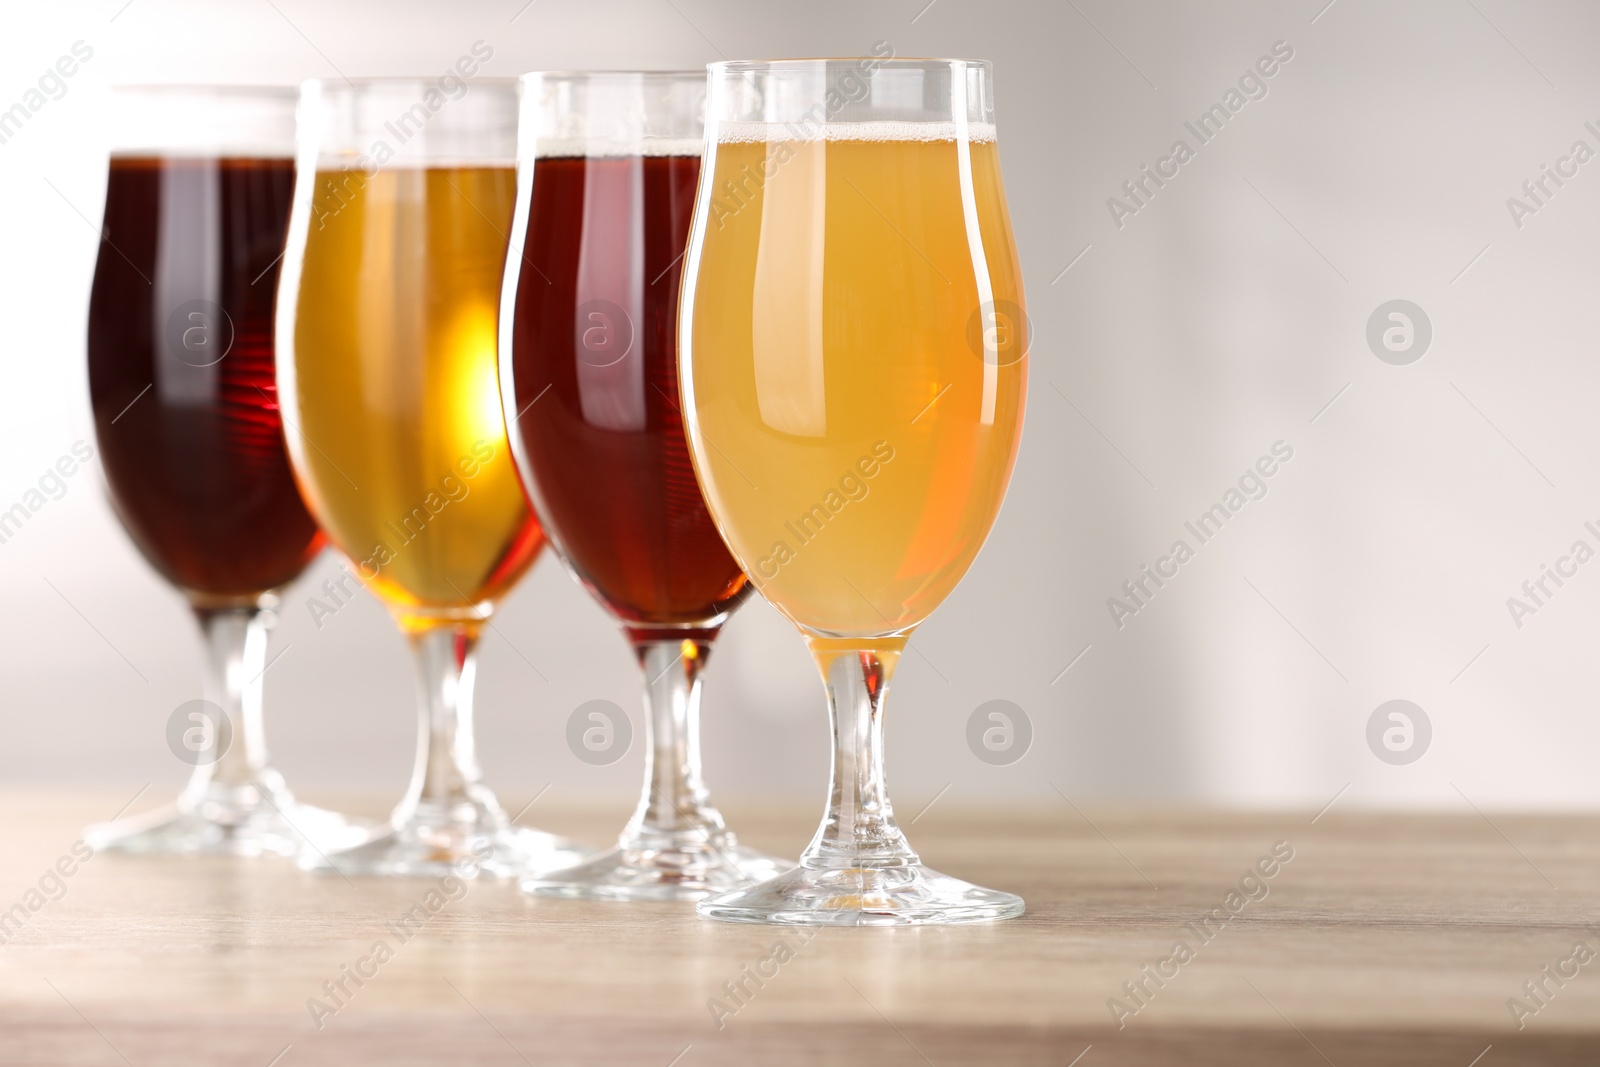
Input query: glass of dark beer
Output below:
<box><xmin>84</xmin><ymin>86</ymin><xmax>359</xmax><ymax>856</ymax></box>
<box><xmin>501</xmin><ymin>71</ymin><xmax>786</xmax><ymax>899</ymax></box>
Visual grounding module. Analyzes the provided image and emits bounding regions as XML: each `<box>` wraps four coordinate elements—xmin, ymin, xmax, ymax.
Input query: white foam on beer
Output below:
<box><xmin>717</xmin><ymin>120</ymin><xmax>996</xmax><ymax>144</ymax></box>
<box><xmin>313</xmin><ymin>153</ymin><xmax>518</xmax><ymax>170</ymax></box>
<box><xmin>533</xmin><ymin>137</ymin><xmax>705</xmax><ymax>159</ymax></box>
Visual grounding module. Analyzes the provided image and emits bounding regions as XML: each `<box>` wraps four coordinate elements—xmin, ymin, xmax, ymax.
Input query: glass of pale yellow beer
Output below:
<box><xmin>683</xmin><ymin>58</ymin><xmax>1029</xmax><ymax>924</ymax></box>
<box><xmin>275</xmin><ymin>78</ymin><xmax>587</xmax><ymax>878</ymax></box>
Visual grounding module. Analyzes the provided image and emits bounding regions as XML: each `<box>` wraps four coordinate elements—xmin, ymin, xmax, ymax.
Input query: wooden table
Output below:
<box><xmin>1</xmin><ymin>793</ymin><xmax>1597</xmax><ymax>1065</ymax></box>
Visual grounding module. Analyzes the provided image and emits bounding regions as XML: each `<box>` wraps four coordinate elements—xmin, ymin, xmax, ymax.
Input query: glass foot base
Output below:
<box><xmin>84</xmin><ymin>785</ymin><xmax>365</xmax><ymax>858</ymax></box>
<box><xmin>301</xmin><ymin>815</ymin><xmax>591</xmax><ymax>880</ymax></box>
<box><xmin>522</xmin><ymin>830</ymin><xmax>788</xmax><ymax>901</ymax></box>
<box><xmin>696</xmin><ymin>862</ymin><xmax>1026</xmax><ymax>926</ymax></box>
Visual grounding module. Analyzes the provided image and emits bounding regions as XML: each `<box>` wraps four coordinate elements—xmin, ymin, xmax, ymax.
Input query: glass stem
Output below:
<box><xmin>185</xmin><ymin>604</ymin><xmax>274</xmax><ymax>797</ymax></box>
<box><xmin>398</xmin><ymin>623</ymin><xmax>501</xmax><ymax>827</ymax></box>
<box><xmin>801</xmin><ymin>637</ymin><xmax>920</xmax><ymax>870</ymax></box>
<box><xmin>622</xmin><ymin>637</ymin><xmax>726</xmax><ymax>846</ymax></box>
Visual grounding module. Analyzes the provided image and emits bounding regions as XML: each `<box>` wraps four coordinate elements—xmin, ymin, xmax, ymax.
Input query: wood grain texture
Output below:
<box><xmin>0</xmin><ymin>792</ymin><xmax>1597</xmax><ymax>1065</ymax></box>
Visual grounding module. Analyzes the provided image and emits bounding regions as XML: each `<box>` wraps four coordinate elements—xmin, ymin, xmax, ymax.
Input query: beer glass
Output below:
<box><xmin>681</xmin><ymin>59</ymin><xmax>1029</xmax><ymax>924</ymax></box>
<box><xmin>501</xmin><ymin>71</ymin><xmax>785</xmax><ymax>899</ymax></box>
<box><xmin>276</xmin><ymin>78</ymin><xmax>585</xmax><ymax>877</ymax></box>
<box><xmin>85</xmin><ymin>86</ymin><xmax>359</xmax><ymax>856</ymax></box>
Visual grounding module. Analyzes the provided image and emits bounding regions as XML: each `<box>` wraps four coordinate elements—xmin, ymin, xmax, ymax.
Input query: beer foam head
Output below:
<box><xmin>533</xmin><ymin>136</ymin><xmax>704</xmax><ymax>159</ymax></box>
<box><xmin>717</xmin><ymin>120</ymin><xmax>996</xmax><ymax>144</ymax></box>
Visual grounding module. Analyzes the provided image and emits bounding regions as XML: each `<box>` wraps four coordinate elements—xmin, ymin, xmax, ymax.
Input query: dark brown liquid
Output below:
<box><xmin>88</xmin><ymin>156</ymin><xmax>323</xmax><ymax>600</ymax></box>
<box><xmin>505</xmin><ymin>154</ymin><xmax>748</xmax><ymax>633</ymax></box>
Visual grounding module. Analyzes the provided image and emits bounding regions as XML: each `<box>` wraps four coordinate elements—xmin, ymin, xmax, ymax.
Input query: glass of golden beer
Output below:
<box><xmin>683</xmin><ymin>58</ymin><xmax>1029</xmax><ymax>924</ymax></box>
<box><xmin>276</xmin><ymin>78</ymin><xmax>586</xmax><ymax>878</ymax></box>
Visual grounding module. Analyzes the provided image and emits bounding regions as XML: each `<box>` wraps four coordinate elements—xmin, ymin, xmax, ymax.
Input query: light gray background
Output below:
<box><xmin>2</xmin><ymin>0</ymin><xmax>1595</xmax><ymax>813</ymax></box>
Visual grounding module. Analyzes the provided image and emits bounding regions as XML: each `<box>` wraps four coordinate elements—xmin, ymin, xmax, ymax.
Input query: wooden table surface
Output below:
<box><xmin>0</xmin><ymin>792</ymin><xmax>1597</xmax><ymax>1066</ymax></box>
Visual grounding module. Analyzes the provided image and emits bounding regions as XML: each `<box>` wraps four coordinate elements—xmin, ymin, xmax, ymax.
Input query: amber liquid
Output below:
<box><xmin>505</xmin><ymin>154</ymin><xmax>748</xmax><ymax>633</ymax></box>
<box><xmin>88</xmin><ymin>156</ymin><xmax>323</xmax><ymax>600</ymax></box>
<box><xmin>683</xmin><ymin>133</ymin><xmax>1027</xmax><ymax>639</ymax></box>
<box><xmin>282</xmin><ymin>166</ymin><xmax>542</xmax><ymax>624</ymax></box>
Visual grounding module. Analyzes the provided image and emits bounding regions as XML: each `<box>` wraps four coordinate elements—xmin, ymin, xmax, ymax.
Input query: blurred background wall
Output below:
<box><xmin>1</xmin><ymin>0</ymin><xmax>1596</xmax><ymax>813</ymax></box>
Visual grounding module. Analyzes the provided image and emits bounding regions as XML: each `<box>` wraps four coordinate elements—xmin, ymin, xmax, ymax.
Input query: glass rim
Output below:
<box><xmin>520</xmin><ymin>69</ymin><xmax>706</xmax><ymax>83</ymax></box>
<box><xmin>300</xmin><ymin>76</ymin><xmax>520</xmax><ymax>93</ymax></box>
<box><xmin>708</xmin><ymin>57</ymin><xmax>992</xmax><ymax>74</ymax></box>
<box><xmin>111</xmin><ymin>83</ymin><xmax>299</xmax><ymax>98</ymax></box>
